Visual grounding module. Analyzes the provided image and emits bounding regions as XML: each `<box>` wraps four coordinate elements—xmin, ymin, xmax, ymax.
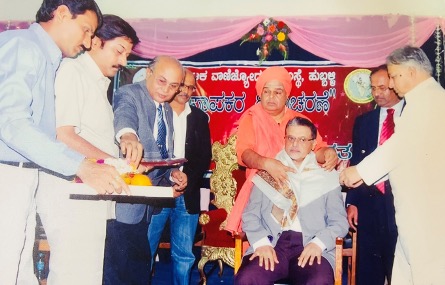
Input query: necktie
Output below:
<box><xmin>156</xmin><ymin>104</ymin><xmax>169</xmax><ymax>159</ymax></box>
<box><xmin>257</xmin><ymin>170</ymin><xmax>297</xmax><ymax>227</ymax></box>
<box><xmin>376</xmin><ymin>108</ymin><xmax>395</xmax><ymax>193</ymax></box>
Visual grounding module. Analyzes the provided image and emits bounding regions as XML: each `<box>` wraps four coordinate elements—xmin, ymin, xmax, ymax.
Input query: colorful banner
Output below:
<box><xmin>114</xmin><ymin>60</ymin><xmax>375</xmax><ymax>162</ymax></box>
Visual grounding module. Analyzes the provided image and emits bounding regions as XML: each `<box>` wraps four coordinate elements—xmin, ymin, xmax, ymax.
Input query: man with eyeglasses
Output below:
<box><xmin>345</xmin><ymin>65</ymin><xmax>402</xmax><ymax>285</ymax></box>
<box><xmin>341</xmin><ymin>46</ymin><xmax>445</xmax><ymax>284</ymax></box>
<box><xmin>148</xmin><ymin>68</ymin><xmax>211</xmax><ymax>285</ymax></box>
<box><xmin>106</xmin><ymin>55</ymin><xmax>188</xmax><ymax>285</ymax></box>
<box><xmin>226</xmin><ymin>66</ymin><xmax>338</xmax><ymax>234</ymax></box>
<box><xmin>235</xmin><ymin>116</ymin><xmax>348</xmax><ymax>284</ymax></box>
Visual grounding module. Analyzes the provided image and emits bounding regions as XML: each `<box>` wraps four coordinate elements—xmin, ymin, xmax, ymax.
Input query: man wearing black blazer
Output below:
<box><xmin>345</xmin><ymin>65</ymin><xmax>403</xmax><ymax>285</ymax></box>
<box><xmin>148</xmin><ymin>68</ymin><xmax>212</xmax><ymax>285</ymax></box>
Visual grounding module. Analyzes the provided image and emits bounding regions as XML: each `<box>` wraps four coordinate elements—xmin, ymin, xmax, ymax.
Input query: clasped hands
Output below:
<box><xmin>171</xmin><ymin>169</ymin><xmax>188</xmax><ymax>198</ymax></box>
<box><xmin>251</xmin><ymin>243</ymin><xmax>322</xmax><ymax>271</ymax></box>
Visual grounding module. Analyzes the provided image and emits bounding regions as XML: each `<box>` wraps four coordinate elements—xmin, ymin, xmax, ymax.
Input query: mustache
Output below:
<box><xmin>81</xmin><ymin>44</ymin><xmax>90</xmax><ymax>52</ymax></box>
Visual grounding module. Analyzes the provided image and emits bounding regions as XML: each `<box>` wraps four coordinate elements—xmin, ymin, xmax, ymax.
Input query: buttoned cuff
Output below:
<box><xmin>252</xmin><ymin>236</ymin><xmax>273</xmax><ymax>251</ymax></box>
<box><xmin>309</xmin><ymin>237</ymin><xmax>326</xmax><ymax>252</ymax></box>
<box><xmin>115</xmin><ymin>128</ymin><xmax>139</xmax><ymax>143</ymax></box>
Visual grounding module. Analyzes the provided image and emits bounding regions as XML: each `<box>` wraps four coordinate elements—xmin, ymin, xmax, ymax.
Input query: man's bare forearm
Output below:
<box><xmin>241</xmin><ymin>149</ymin><xmax>267</xmax><ymax>170</ymax></box>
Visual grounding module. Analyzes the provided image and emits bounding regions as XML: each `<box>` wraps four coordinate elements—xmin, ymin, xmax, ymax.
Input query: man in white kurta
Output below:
<box><xmin>36</xmin><ymin>15</ymin><xmax>142</xmax><ymax>285</ymax></box>
<box><xmin>340</xmin><ymin>46</ymin><xmax>445</xmax><ymax>284</ymax></box>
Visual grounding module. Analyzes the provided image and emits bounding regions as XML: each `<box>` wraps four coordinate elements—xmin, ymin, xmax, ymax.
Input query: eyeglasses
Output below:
<box><xmin>371</xmin><ymin>86</ymin><xmax>390</xmax><ymax>93</ymax></box>
<box><xmin>149</xmin><ymin>69</ymin><xmax>180</xmax><ymax>92</ymax></box>
<box><xmin>179</xmin><ymin>83</ymin><xmax>196</xmax><ymax>92</ymax></box>
<box><xmin>285</xmin><ymin>135</ymin><xmax>315</xmax><ymax>145</ymax></box>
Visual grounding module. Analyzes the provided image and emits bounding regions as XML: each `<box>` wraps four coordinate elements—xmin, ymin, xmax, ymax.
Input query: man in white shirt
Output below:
<box><xmin>36</xmin><ymin>15</ymin><xmax>143</xmax><ymax>285</ymax></box>
<box><xmin>341</xmin><ymin>46</ymin><xmax>445</xmax><ymax>284</ymax></box>
<box><xmin>148</xmin><ymin>69</ymin><xmax>211</xmax><ymax>285</ymax></box>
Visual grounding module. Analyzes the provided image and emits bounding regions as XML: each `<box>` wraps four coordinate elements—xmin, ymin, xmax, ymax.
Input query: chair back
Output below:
<box><xmin>207</xmin><ymin>133</ymin><xmax>239</xmax><ymax>228</ymax></box>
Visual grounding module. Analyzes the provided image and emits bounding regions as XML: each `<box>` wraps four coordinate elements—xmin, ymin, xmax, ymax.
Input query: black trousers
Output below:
<box><xmin>103</xmin><ymin>218</ymin><xmax>151</xmax><ymax>285</ymax></box>
<box><xmin>356</xmin><ymin>182</ymin><xmax>398</xmax><ymax>285</ymax></box>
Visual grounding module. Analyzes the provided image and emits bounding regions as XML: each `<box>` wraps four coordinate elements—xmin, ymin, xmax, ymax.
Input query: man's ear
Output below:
<box><xmin>53</xmin><ymin>5</ymin><xmax>71</xmax><ymax>23</ymax></box>
<box><xmin>408</xmin><ymin>66</ymin><xmax>417</xmax><ymax>78</ymax></box>
<box><xmin>311</xmin><ymin>141</ymin><xmax>317</xmax><ymax>151</ymax></box>
<box><xmin>90</xmin><ymin>36</ymin><xmax>101</xmax><ymax>51</ymax></box>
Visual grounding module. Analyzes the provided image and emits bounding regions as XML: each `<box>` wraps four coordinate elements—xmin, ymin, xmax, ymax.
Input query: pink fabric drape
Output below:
<box><xmin>0</xmin><ymin>15</ymin><xmax>441</xmax><ymax>66</ymax></box>
<box><xmin>128</xmin><ymin>16</ymin><xmax>264</xmax><ymax>59</ymax></box>
<box><xmin>283</xmin><ymin>15</ymin><xmax>438</xmax><ymax>67</ymax></box>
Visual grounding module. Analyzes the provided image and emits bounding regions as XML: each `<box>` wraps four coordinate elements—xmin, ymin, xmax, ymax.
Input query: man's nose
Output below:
<box><xmin>119</xmin><ymin>55</ymin><xmax>127</xmax><ymax>68</ymax></box>
<box><xmin>83</xmin><ymin>36</ymin><xmax>93</xmax><ymax>50</ymax></box>
<box><xmin>389</xmin><ymin>79</ymin><xmax>395</xmax><ymax>89</ymax></box>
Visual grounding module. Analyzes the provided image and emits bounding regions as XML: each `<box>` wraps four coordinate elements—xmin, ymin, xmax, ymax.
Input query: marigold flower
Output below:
<box><xmin>277</xmin><ymin>32</ymin><xmax>286</xmax><ymax>42</ymax></box>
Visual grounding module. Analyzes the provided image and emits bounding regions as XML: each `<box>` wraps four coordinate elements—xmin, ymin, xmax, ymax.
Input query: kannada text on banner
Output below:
<box><xmin>114</xmin><ymin>60</ymin><xmax>375</xmax><ymax>163</ymax></box>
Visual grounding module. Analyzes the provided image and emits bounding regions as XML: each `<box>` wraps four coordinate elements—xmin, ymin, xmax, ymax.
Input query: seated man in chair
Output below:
<box><xmin>235</xmin><ymin>117</ymin><xmax>348</xmax><ymax>285</ymax></box>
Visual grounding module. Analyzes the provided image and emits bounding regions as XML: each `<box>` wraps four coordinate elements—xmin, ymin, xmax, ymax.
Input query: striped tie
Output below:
<box><xmin>376</xmin><ymin>108</ymin><xmax>395</xmax><ymax>193</ymax></box>
<box><xmin>156</xmin><ymin>104</ymin><xmax>169</xmax><ymax>159</ymax></box>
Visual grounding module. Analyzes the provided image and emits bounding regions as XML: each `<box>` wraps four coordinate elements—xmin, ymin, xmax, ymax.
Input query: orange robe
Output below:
<box><xmin>225</xmin><ymin>103</ymin><xmax>327</xmax><ymax>233</ymax></box>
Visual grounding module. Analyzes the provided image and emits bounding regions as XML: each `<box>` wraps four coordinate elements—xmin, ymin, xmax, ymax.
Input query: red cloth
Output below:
<box><xmin>201</xmin><ymin>209</ymin><xmax>235</xmax><ymax>248</ymax></box>
<box><xmin>376</xmin><ymin>108</ymin><xmax>395</xmax><ymax>193</ymax></box>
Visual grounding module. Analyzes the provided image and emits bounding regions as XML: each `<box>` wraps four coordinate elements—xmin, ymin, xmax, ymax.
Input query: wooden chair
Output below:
<box><xmin>234</xmin><ymin>228</ymin><xmax>357</xmax><ymax>285</ymax></box>
<box><xmin>335</xmin><ymin>230</ymin><xmax>357</xmax><ymax>285</ymax></box>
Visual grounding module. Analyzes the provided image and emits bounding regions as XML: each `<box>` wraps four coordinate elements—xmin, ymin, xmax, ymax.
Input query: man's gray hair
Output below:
<box><xmin>386</xmin><ymin>46</ymin><xmax>433</xmax><ymax>75</ymax></box>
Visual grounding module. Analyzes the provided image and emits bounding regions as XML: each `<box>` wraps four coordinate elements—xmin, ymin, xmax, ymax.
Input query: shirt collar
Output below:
<box><xmin>30</xmin><ymin>23</ymin><xmax>62</xmax><ymax>70</ymax></box>
<box><xmin>404</xmin><ymin>77</ymin><xmax>436</xmax><ymax>102</ymax></box>
<box><xmin>79</xmin><ymin>52</ymin><xmax>111</xmax><ymax>88</ymax></box>
<box><xmin>183</xmin><ymin>103</ymin><xmax>192</xmax><ymax>116</ymax></box>
<box><xmin>379</xmin><ymin>98</ymin><xmax>405</xmax><ymax>116</ymax></box>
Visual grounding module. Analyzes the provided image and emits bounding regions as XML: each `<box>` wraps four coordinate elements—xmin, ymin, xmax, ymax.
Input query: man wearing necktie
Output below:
<box><xmin>156</xmin><ymin>103</ymin><xmax>169</xmax><ymax>159</ymax></box>
<box><xmin>105</xmin><ymin>55</ymin><xmax>187</xmax><ymax>285</ymax></box>
<box><xmin>345</xmin><ymin>65</ymin><xmax>402</xmax><ymax>285</ymax></box>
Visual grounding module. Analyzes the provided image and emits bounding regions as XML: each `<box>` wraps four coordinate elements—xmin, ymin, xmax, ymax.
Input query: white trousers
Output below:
<box><xmin>36</xmin><ymin>172</ymin><xmax>109</xmax><ymax>285</ymax></box>
<box><xmin>0</xmin><ymin>164</ymin><xmax>39</xmax><ymax>285</ymax></box>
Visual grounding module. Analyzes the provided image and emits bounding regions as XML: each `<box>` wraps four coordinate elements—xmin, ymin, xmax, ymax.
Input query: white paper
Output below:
<box><xmin>200</xmin><ymin>188</ymin><xmax>210</xmax><ymax>211</ymax></box>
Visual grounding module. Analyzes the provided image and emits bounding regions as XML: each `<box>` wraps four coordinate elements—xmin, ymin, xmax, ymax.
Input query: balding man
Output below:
<box><xmin>148</xmin><ymin>68</ymin><xmax>211</xmax><ymax>285</ymax></box>
<box><xmin>104</xmin><ymin>56</ymin><xmax>188</xmax><ymax>285</ymax></box>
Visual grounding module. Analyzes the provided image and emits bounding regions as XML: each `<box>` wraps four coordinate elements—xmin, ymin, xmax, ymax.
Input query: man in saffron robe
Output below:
<box><xmin>226</xmin><ymin>66</ymin><xmax>338</xmax><ymax>234</ymax></box>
